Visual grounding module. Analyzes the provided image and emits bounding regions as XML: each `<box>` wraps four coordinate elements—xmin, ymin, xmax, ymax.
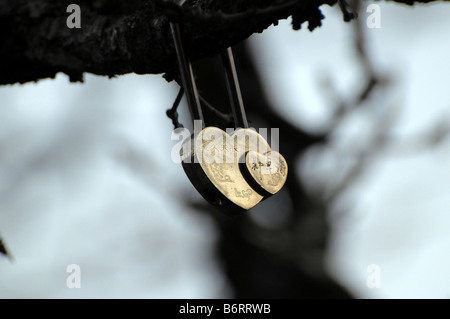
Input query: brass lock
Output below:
<box><xmin>170</xmin><ymin>21</ymin><xmax>287</xmax><ymax>214</ymax></box>
<box><xmin>180</xmin><ymin>127</ymin><xmax>287</xmax><ymax>214</ymax></box>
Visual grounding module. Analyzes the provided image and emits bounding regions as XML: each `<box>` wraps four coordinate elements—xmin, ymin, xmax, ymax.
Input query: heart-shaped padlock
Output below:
<box><xmin>181</xmin><ymin>126</ymin><xmax>277</xmax><ymax>213</ymax></box>
<box><xmin>241</xmin><ymin>150</ymin><xmax>288</xmax><ymax>198</ymax></box>
<box><xmin>170</xmin><ymin>17</ymin><xmax>287</xmax><ymax>214</ymax></box>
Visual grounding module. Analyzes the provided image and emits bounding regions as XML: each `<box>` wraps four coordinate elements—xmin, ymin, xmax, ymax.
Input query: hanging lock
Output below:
<box><xmin>170</xmin><ymin>20</ymin><xmax>288</xmax><ymax>214</ymax></box>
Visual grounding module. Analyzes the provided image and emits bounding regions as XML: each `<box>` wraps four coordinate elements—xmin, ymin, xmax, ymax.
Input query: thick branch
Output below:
<box><xmin>0</xmin><ymin>0</ymin><xmax>445</xmax><ymax>85</ymax></box>
<box><xmin>0</xmin><ymin>0</ymin><xmax>335</xmax><ymax>84</ymax></box>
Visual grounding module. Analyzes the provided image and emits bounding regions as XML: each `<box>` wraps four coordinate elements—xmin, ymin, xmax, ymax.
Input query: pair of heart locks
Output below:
<box><xmin>180</xmin><ymin>126</ymin><xmax>288</xmax><ymax>214</ymax></box>
<box><xmin>164</xmin><ymin>4</ymin><xmax>288</xmax><ymax>214</ymax></box>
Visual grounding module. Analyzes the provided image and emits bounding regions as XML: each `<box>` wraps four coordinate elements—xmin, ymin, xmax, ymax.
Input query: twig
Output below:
<box><xmin>322</xmin><ymin>0</ymin><xmax>390</xmax><ymax>202</ymax></box>
<box><xmin>165</xmin><ymin>87</ymin><xmax>234</xmax><ymax>128</ymax></box>
<box><xmin>0</xmin><ymin>235</ymin><xmax>12</xmax><ymax>261</ymax></box>
<box><xmin>326</xmin><ymin>99</ymin><xmax>399</xmax><ymax>202</ymax></box>
<box><xmin>166</xmin><ymin>87</ymin><xmax>185</xmax><ymax>129</ymax></box>
<box><xmin>338</xmin><ymin>0</ymin><xmax>357</xmax><ymax>22</ymax></box>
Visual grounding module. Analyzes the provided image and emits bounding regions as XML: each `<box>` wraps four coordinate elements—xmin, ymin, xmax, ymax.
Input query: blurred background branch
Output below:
<box><xmin>0</xmin><ymin>235</ymin><xmax>11</xmax><ymax>259</ymax></box>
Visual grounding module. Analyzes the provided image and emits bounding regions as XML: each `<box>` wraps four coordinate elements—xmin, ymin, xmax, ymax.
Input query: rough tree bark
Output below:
<box><xmin>0</xmin><ymin>0</ymin><xmax>440</xmax><ymax>85</ymax></box>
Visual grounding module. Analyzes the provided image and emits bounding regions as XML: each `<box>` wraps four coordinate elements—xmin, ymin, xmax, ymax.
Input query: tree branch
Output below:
<box><xmin>0</xmin><ymin>0</ymin><xmax>445</xmax><ymax>85</ymax></box>
<box><xmin>0</xmin><ymin>0</ymin><xmax>333</xmax><ymax>85</ymax></box>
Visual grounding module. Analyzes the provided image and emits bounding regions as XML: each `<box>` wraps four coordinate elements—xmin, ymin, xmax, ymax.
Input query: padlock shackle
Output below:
<box><xmin>221</xmin><ymin>48</ymin><xmax>249</xmax><ymax>129</ymax></box>
<box><xmin>170</xmin><ymin>21</ymin><xmax>248</xmax><ymax>130</ymax></box>
<box><xmin>170</xmin><ymin>22</ymin><xmax>204</xmax><ymax>127</ymax></box>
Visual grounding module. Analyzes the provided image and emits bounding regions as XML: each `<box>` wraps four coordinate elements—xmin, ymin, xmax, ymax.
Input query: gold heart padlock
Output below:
<box><xmin>181</xmin><ymin>126</ymin><xmax>280</xmax><ymax>214</ymax></box>
<box><xmin>170</xmin><ymin>19</ymin><xmax>287</xmax><ymax>214</ymax></box>
<box><xmin>241</xmin><ymin>150</ymin><xmax>288</xmax><ymax>198</ymax></box>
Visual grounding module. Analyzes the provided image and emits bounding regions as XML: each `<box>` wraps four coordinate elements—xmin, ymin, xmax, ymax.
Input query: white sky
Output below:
<box><xmin>1</xmin><ymin>1</ymin><xmax>450</xmax><ymax>298</ymax></box>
